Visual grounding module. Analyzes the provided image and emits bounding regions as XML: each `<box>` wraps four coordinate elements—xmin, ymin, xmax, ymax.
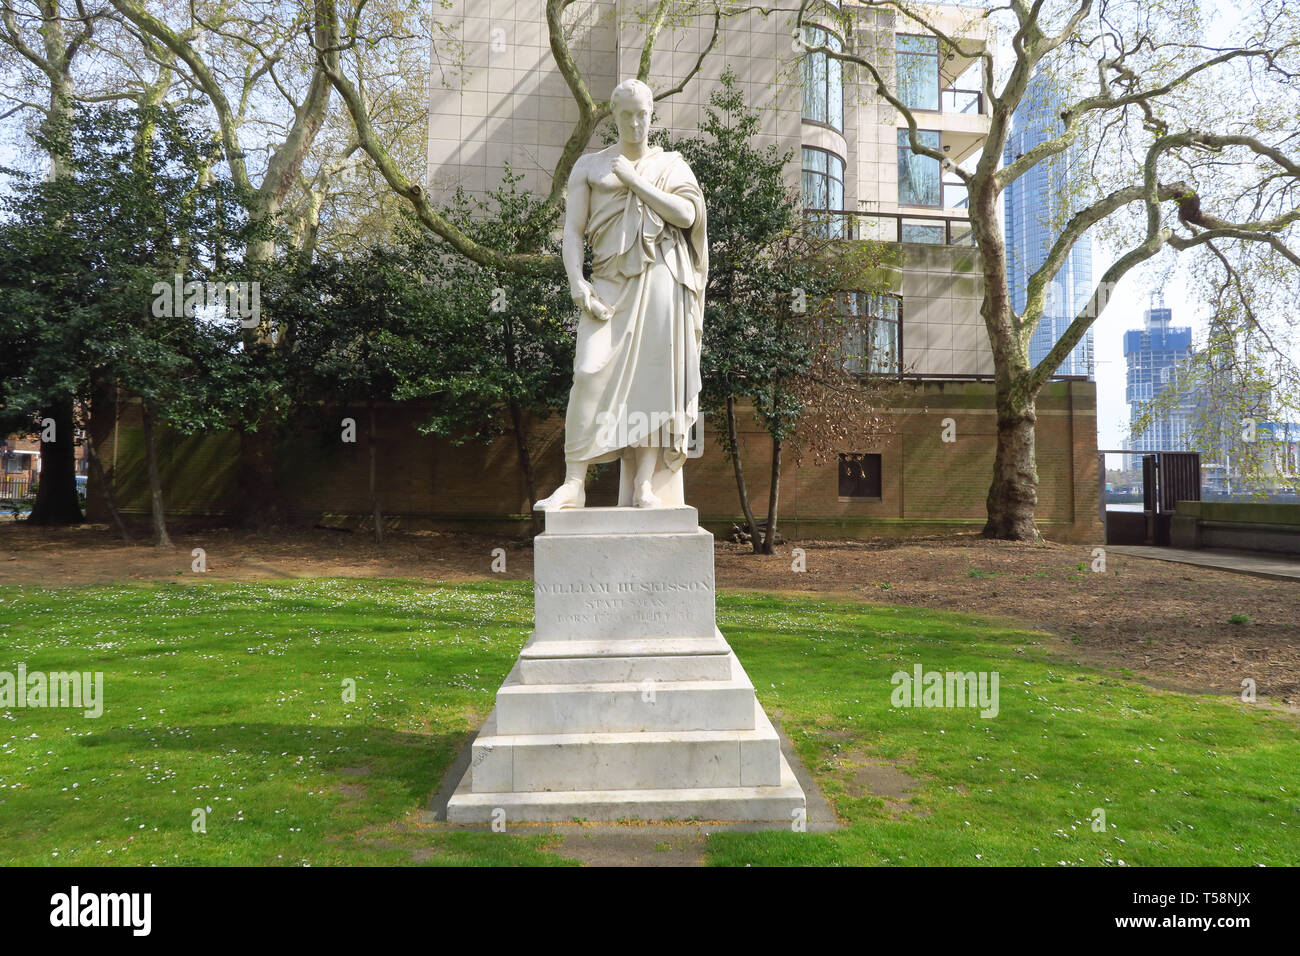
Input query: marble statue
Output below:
<box><xmin>534</xmin><ymin>78</ymin><xmax>708</xmax><ymax>512</ymax></box>
<box><xmin>447</xmin><ymin>82</ymin><xmax>805</xmax><ymax>822</ymax></box>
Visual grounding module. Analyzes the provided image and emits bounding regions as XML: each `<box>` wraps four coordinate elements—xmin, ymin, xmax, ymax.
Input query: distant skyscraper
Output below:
<box><xmin>1003</xmin><ymin>72</ymin><xmax>1095</xmax><ymax>379</ymax></box>
<box><xmin>1124</xmin><ymin>305</ymin><xmax>1194</xmax><ymax>456</ymax></box>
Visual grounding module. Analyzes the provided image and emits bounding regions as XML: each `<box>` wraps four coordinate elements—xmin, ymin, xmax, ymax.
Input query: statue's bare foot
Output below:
<box><xmin>633</xmin><ymin>480</ymin><xmax>661</xmax><ymax>509</ymax></box>
<box><xmin>534</xmin><ymin>479</ymin><xmax>585</xmax><ymax>511</ymax></box>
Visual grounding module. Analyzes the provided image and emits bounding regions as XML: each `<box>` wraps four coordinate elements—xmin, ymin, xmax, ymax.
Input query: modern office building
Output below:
<box><xmin>1123</xmin><ymin>305</ymin><xmax>1194</xmax><ymax>458</ymax></box>
<box><xmin>1003</xmin><ymin>71</ymin><xmax>1095</xmax><ymax>378</ymax></box>
<box><xmin>90</xmin><ymin>1</ymin><xmax>1102</xmax><ymax>541</ymax></box>
<box><xmin>425</xmin><ymin>0</ymin><xmax>995</xmax><ymax>377</ymax></box>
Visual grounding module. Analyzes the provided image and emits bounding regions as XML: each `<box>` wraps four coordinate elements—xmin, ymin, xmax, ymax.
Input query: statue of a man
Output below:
<box><xmin>534</xmin><ymin>78</ymin><xmax>708</xmax><ymax>511</ymax></box>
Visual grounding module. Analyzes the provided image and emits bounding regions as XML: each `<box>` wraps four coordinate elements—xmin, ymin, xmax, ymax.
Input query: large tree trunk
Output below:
<box><xmin>725</xmin><ymin>394</ymin><xmax>760</xmax><ymax>554</ymax></box>
<box><xmin>761</xmin><ymin>436</ymin><xmax>782</xmax><ymax>555</ymax></box>
<box><xmin>983</xmin><ymin>384</ymin><xmax>1040</xmax><ymax>541</ymax></box>
<box><xmin>140</xmin><ymin>403</ymin><xmax>173</xmax><ymax>548</ymax></box>
<box><xmin>29</xmin><ymin>397</ymin><xmax>83</xmax><ymax>525</ymax></box>
<box><xmin>368</xmin><ymin>400</ymin><xmax>382</xmax><ymax>541</ymax></box>
<box><xmin>27</xmin><ymin>28</ymin><xmax>80</xmax><ymax>527</ymax></box>
<box><xmin>966</xmin><ymin>148</ymin><xmax>1045</xmax><ymax>543</ymax></box>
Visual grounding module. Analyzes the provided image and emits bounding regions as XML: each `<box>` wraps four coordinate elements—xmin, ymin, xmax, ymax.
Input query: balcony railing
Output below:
<box><xmin>940</xmin><ymin>87</ymin><xmax>985</xmax><ymax>115</ymax></box>
<box><xmin>804</xmin><ymin>209</ymin><xmax>976</xmax><ymax>246</ymax></box>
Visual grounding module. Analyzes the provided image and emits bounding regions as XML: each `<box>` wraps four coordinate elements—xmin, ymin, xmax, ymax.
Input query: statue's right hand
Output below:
<box><xmin>572</xmin><ymin>282</ymin><xmax>613</xmax><ymax>322</ymax></box>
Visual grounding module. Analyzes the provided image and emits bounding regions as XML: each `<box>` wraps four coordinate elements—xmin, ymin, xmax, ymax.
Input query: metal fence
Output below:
<box><xmin>1</xmin><ymin>477</ymin><xmax>33</xmax><ymax>500</ymax></box>
<box><xmin>804</xmin><ymin>209</ymin><xmax>976</xmax><ymax>246</ymax></box>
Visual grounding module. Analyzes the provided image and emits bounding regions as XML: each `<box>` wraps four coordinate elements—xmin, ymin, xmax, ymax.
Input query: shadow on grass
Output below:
<box><xmin>75</xmin><ymin>722</ymin><xmax>462</xmax><ymax>807</ymax></box>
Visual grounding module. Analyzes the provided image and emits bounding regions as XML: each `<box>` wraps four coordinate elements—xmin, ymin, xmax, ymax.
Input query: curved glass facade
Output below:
<box><xmin>802</xmin><ymin>146</ymin><xmax>846</xmax><ymax>237</ymax></box>
<box><xmin>802</xmin><ymin>25</ymin><xmax>844</xmax><ymax>130</ymax></box>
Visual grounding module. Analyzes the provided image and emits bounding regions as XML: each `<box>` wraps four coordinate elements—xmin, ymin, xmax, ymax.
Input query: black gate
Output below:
<box><xmin>1102</xmin><ymin>449</ymin><xmax>1203</xmax><ymax>546</ymax></box>
<box><xmin>1158</xmin><ymin>452</ymin><xmax>1202</xmax><ymax>514</ymax></box>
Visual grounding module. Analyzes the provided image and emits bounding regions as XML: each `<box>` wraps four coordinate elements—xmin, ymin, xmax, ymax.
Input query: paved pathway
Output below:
<box><xmin>1108</xmin><ymin>545</ymin><xmax>1300</xmax><ymax>582</ymax></box>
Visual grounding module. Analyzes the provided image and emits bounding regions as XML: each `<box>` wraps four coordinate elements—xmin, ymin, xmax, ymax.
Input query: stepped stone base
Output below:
<box><xmin>470</xmin><ymin>695</ymin><xmax>782</xmax><ymax>793</ymax></box>
<box><xmin>445</xmin><ymin>505</ymin><xmax>806</xmax><ymax>824</ymax></box>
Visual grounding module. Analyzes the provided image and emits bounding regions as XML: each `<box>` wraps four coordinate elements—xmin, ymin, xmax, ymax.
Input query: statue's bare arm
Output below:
<box><xmin>563</xmin><ymin>158</ymin><xmax>612</xmax><ymax>321</ymax></box>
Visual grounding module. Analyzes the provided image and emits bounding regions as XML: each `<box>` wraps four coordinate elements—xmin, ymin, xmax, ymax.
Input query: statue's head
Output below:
<box><xmin>610</xmin><ymin>78</ymin><xmax>654</xmax><ymax>146</ymax></box>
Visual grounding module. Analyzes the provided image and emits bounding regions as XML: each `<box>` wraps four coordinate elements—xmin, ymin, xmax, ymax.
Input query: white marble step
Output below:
<box><xmin>519</xmin><ymin>652</ymin><xmax>733</xmax><ymax>685</ymax></box>
<box><xmin>519</xmin><ymin>633</ymin><xmax>732</xmax><ymax>658</ymax></box>
<box><xmin>518</xmin><ymin>631</ymin><xmax>733</xmax><ymax>684</ymax></box>
<box><xmin>494</xmin><ymin>653</ymin><xmax>756</xmax><ymax>734</ymax></box>
<box><xmin>447</xmin><ymin>750</ymin><xmax>805</xmax><ymax>824</ymax></box>
<box><xmin>469</xmin><ymin>701</ymin><xmax>782</xmax><ymax>793</ymax></box>
<box><xmin>542</xmin><ymin>506</ymin><xmax>699</xmax><ymax>535</ymax></box>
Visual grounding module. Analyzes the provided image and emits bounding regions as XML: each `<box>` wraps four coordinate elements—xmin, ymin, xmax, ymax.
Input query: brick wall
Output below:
<box><xmin>88</xmin><ymin>380</ymin><xmax>1100</xmax><ymax>543</ymax></box>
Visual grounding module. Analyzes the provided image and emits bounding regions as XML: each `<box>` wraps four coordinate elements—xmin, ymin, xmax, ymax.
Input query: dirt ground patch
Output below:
<box><xmin>833</xmin><ymin>749</ymin><xmax>924</xmax><ymax>816</ymax></box>
<box><xmin>1</xmin><ymin>522</ymin><xmax>1296</xmax><ymax>707</ymax></box>
<box><xmin>713</xmin><ymin>534</ymin><xmax>1299</xmax><ymax>709</ymax></box>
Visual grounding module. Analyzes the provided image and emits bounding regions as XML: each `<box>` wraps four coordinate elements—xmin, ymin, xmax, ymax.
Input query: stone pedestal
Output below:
<box><xmin>445</xmin><ymin>506</ymin><xmax>806</xmax><ymax>823</ymax></box>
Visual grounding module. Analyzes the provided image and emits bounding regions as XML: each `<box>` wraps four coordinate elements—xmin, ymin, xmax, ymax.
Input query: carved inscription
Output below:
<box><xmin>535</xmin><ymin>579</ymin><xmax>713</xmax><ymax>594</ymax></box>
<box><xmin>537</xmin><ymin>577</ymin><xmax>714</xmax><ymax>627</ymax></box>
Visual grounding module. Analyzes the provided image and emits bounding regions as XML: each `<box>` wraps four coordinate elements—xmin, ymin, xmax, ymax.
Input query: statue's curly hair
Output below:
<box><xmin>610</xmin><ymin>78</ymin><xmax>654</xmax><ymax>111</ymax></box>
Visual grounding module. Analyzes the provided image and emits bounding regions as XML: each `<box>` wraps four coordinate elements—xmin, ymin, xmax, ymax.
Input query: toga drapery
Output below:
<box><xmin>564</xmin><ymin>147</ymin><xmax>708</xmax><ymax>471</ymax></box>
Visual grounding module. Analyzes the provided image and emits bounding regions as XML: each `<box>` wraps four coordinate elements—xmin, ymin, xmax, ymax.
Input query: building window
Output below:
<box><xmin>840</xmin><ymin>292</ymin><xmax>902</xmax><ymax>374</ymax></box>
<box><xmin>802</xmin><ymin>25</ymin><xmax>844</xmax><ymax>130</ymax></box>
<box><xmin>898</xmin><ymin>129</ymin><xmax>941</xmax><ymax>206</ymax></box>
<box><xmin>838</xmin><ymin>453</ymin><xmax>883</xmax><ymax>498</ymax></box>
<box><xmin>901</xmin><ymin>221</ymin><xmax>946</xmax><ymax>243</ymax></box>
<box><xmin>803</xmin><ymin>146</ymin><xmax>846</xmax><ymax>237</ymax></box>
<box><xmin>896</xmin><ymin>34</ymin><xmax>940</xmax><ymax>111</ymax></box>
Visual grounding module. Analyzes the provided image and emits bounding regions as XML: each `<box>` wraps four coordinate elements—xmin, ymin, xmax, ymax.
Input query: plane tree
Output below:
<box><xmin>798</xmin><ymin>0</ymin><xmax>1300</xmax><ymax>539</ymax></box>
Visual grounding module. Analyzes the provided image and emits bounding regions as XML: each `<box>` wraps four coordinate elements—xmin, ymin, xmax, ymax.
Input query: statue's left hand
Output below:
<box><xmin>611</xmin><ymin>155</ymin><xmax>640</xmax><ymax>188</ymax></box>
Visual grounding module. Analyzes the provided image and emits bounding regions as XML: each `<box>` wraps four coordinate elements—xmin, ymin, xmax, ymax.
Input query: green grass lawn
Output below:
<box><xmin>0</xmin><ymin>578</ymin><xmax>1295</xmax><ymax>866</ymax></box>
